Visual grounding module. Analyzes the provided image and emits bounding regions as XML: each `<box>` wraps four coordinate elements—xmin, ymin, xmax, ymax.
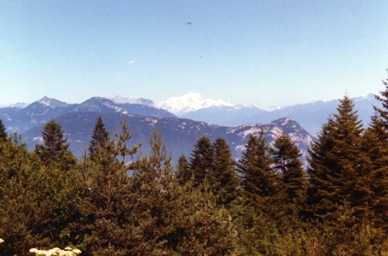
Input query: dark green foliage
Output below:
<box><xmin>124</xmin><ymin>130</ymin><xmax>175</xmax><ymax>254</ymax></box>
<box><xmin>88</xmin><ymin>116</ymin><xmax>109</xmax><ymax>160</ymax></box>
<box><xmin>115</xmin><ymin>120</ymin><xmax>140</xmax><ymax>164</ymax></box>
<box><xmin>176</xmin><ymin>154</ymin><xmax>192</xmax><ymax>185</ymax></box>
<box><xmin>231</xmin><ymin>199</ymin><xmax>315</xmax><ymax>256</ymax></box>
<box><xmin>237</xmin><ymin>132</ymin><xmax>279</xmax><ymax>213</ymax></box>
<box><xmin>31</xmin><ymin>166</ymin><xmax>80</xmax><ymax>247</ymax></box>
<box><xmin>2</xmin><ymin>84</ymin><xmax>388</xmax><ymax>254</ymax></box>
<box><xmin>129</xmin><ymin>131</ymin><xmax>238</xmax><ymax>255</ymax></box>
<box><xmin>271</xmin><ymin>132</ymin><xmax>307</xmax><ymax>219</ymax></box>
<box><xmin>374</xmin><ymin>77</ymin><xmax>388</xmax><ymax>130</ymax></box>
<box><xmin>35</xmin><ymin>119</ymin><xmax>76</xmax><ymax>170</ymax></box>
<box><xmin>0</xmin><ymin>118</ymin><xmax>6</xmax><ymax>142</ymax></box>
<box><xmin>361</xmin><ymin>117</ymin><xmax>388</xmax><ymax>234</ymax></box>
<box><xmin>171</xmin><ymin>184</ymin><xmax>238</xmax><ymax>255</ymax></box>
<box><xmin>189</xmin><ymin>136</ymin><xmax>214</xmax><ymax>186</ymax></box>
<box><xmin>130</xmin><ymin>152</ymin><xmax>238</xmax><ymax>254</ymax></box>
<box><xmin>362</xmin><ymin>79</ymin><xmax>388</xmax><ymax>235</ymax></box>
<box><xmin>72</xmin><ymin>121</ymin><xmax>138</xmax><ymax>255</ymax></box>
<box><xmin>210</xmin><ymin>138</ymin><xmax>240</xmax><ymax>206</ymax></box>
<box><xmin>0</xmin><ymin>138</ymin><xmax>79</xmax><ymax>255</ymax></box>
<box><xmin>0</xmin><ymin>140</ymin><xmax>41</xmax><ymax>255</ymax></box>
<box><xmin>305</xmin><ymin>92</ymin><xmax>388</xmax><ymax>254</ymax></box>
<box><xmin>309</xmin><ymin>209</ymin><xmax>385</xmax><ymax>255</ymax></box>
<box><xmin>307</xmin><ymin>96</ymin><xmax>367</xmax><ymax>221</ymax></box>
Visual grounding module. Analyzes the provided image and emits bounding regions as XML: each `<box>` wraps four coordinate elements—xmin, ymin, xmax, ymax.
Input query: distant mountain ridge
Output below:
<box><xmin>3</xmin><ymin>93</ymin><xmax>378</xmax><ymax>136</ymax></box>
<box><xmin>179</xmin><ymin>94</ymin><xmax>380</xmax><ymax>135</ymax></box>
<box><xmin>0</xmin><ymin>96</ymin><xmax>314</xmax><ymax>165</ymax></box>
<box><xmin>0</xmin><ymin>96</ymin><xmax>175</xmax><ymax>134</ymax></box>
<box><xmin>0</xmin><ymin>92</ymin><xmax>379</xmax><ymax>138</ymax></box>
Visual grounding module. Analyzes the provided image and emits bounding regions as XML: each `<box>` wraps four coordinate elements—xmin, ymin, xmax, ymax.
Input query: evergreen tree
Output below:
<box><xmin>362</xmin><ymin>78</ymin><xmax>388</xmax><ymax>235</ymax></box>
<box><xmin>361</xmin><ymin>116</ymin><xmax>388</xmax><ymax>235</ymax></box>
<box><xmin>210</xmin><ymin>138</ymin><xmax>240</xmax><ymax>206</ymax></box>
<box><xmin>113</xmin><ymin>130</ymin><xmax>169</xmax><ymax>255</ymax></box>
<box><xmin>72</xmin><ymin>121</ymin><xmax>139</xmax><ymax>255</ymax></box>
<box><xmin>0</xmin><ymin>139</ymin><xmax>41</xmax><ymax>255</ymax></box>
<box><xmin>115</xmin><ymin>120</ymin><xmax>141</xmax><ymax>165</ymax></box>
<box><xmin>172</xmin><ymin>184</ymin><xmax>238</xmax><ymax>256</ymax></box>
<box><xmin>176</xmin><ymin>154</ymin><xmax>192</xmax><ymax>185</ymax></box>
<box><xmin>237</xmin><ymin>132</ymin><xmax>279</xmax><ymax>213</ymax></box>
<box><xmin>372</xmin><ymin>79</ymin><xmax>388</xmax><ymax>234</ymax></box>
<box><xmin>0</xmin><ymin>118</ymin><xmax>7</xmax><ymax>142</ymax></box>
<box><xmin>374</xmin><ymin>76</ymin><xmax>388</xmax><ymax>130</ymax></box>
<box><xmin>0</xmin><ymin>137</ymin><xmax>79</xmax><ymax>255</ymax></box>
<box><xmin>307</xmin><ymin>96</ymin><xmax>367</xmax><ymax>221</ymax></box>
<box><xmin>31</xmin><ymin>165</ymin><xmax>81</xmax><ymax>248</ymax></box>
<box><xmin>35</xmin><ymin>119</ymin><xmax>76</xmax><ymax>170</ymax></box>
<box><xmin>189</xmin><ymin>136</ymin><xmax>214</xmax><ymax>186</ymax></box>
<box><xmin>270</xmin><ymin>132</ymin><xmax>306</xmax><ymax>219</ymax></box>
<box><xmin>125</xmin><ymin>131</ymin><xmax>238</xmax><ymax>255</ymax></box>
<box><xmin>88</xmin><ymin>116</ymin><xmax>109</xmax><ymax>160</ymax></box>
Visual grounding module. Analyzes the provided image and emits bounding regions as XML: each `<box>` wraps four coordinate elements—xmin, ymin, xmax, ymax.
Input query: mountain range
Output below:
<box><xmin>0</xmin><ymin>96</ymin><xmax>320</xmax><ymax>164</ymax></box>
<box><xmin>169</xmin><ymin>93</ymin><xmax>380</xmax><ymax>136</ymax></box>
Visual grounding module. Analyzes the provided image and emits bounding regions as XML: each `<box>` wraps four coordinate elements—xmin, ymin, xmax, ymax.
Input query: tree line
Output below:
<box><xmin>0</xmin><ymin>79</ymin><xmax>387</xmax><ymax>255</ymax></box>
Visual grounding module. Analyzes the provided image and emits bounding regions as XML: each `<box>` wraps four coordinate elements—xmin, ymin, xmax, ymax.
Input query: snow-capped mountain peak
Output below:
<box><xmin>35</xmin><ymin>97</ymin><xmax>68</xmax><ymax>108</ymax></box>
<box><xmin>157</xmin><ymin>92</ymin><xmax>234</xmax><ymax>115</ymax></box>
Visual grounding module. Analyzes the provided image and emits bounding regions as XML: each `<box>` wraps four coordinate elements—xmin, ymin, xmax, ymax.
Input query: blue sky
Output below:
<box><xmin>0</xmin><ymin>0</ymin><xmax>387</xmax><ymax>108</ymax></box>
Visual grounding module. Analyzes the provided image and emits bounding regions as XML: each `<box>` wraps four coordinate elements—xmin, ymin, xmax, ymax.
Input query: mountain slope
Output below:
<box><xmin>182</xmin><ymin>105</ymin><xmax>267</xmax><ymax>127</ymax></box>
<box><xmin>22</xmin><ymin>111</ymin><xmax>313</xmax><ymax>165</ymax></box>
<box><xmin>0</xmin><ymin>96</ymin><xmax>175</xmax><ymax>133</ymax></box>
<box><xmin>180</xmin><ymin>94</ymin><xmax>379</xmax><ymax>135</ymax></box>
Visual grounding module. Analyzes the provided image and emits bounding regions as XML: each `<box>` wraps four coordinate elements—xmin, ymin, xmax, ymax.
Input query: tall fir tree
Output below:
<box><xmin>176</xmin><ymin>154</ymin><xmax>192</xmax><ymax>185</ymax></box>
<box><xmin>237</xmin><ymin>132</ymin><xmax>279</xmax><ymax>213</ymax></box>
<box><xmin>372</xmin><ymin>78</ymin><xmax>388</xmax><ymax>234</ymax></box>
<box><xmin>88</xmin><ymin>116</ymin><xmax>110</xmax><ymax>160</ymax></box>
<box><xmin>0</xmin><ymin>118</ymin><xmax>7</xmax><ymax>142</ymax></box>
<box><xmin>189</xmin><ymin>136</ymin><xmax>214</xmax><ymax>186</ymax></box>
<box><xmin>270</xmin><ymin>132</ymin><xmax>307</xmax><ymax>220</ymax></box>
<box><xmin>35</xmin><ymin>119</ymin><xmax>76</xmax><ymax>171</ymax></box>
<box><xmin>73</xmin><ymin>121</ymin><xmax>139</xmax><ymax>255</ymax></box>
<box><xmin>120</xmin><ymin>129</ymin><xmax>171</xmax><ymax>254</ymax></box>
<box><xmin>307</xmin><ymin>96</ymin><xmax>367</xmax><ymax>222</ymax></box>
<box><xmin>115</xmin><ymin>120</ymin><xmax>141</xmax><ymax>164</ymax></box>
<box><xmin>374</xmin><ymin>76</ymin><xmax>388</xmax><ymax>131</ymax></box>
<box><xmin>362</xmin><ymin>78</ymin><xmax>388</xmax><ymax>235</ymax></box>
<box><xmin>210</xmin><ymin>138</ymin><xmax>240</xmax><ymax>206</ymax></box>
<box><xmin>361</xmin><ymin>116</ymin><xmax>388</xmax><ymax>235</ymax></box>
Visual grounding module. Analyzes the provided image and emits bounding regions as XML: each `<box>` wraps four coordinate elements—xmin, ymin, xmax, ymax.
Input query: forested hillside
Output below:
<box><xmin>0</xmin><ymin>81</ymin><xmax>387</xmax><ymax>255</ymax></box>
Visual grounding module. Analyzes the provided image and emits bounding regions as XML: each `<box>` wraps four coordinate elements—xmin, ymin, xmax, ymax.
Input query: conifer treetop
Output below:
<box><xmin>0</xmin><ymin>118</ymin><xmax>7</xmax><ymax>142</ymax></box>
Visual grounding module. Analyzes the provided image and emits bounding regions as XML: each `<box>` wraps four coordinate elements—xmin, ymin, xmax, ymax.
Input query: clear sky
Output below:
<box><xmin>0</xmin><ymin>0</ymin><xmax>387</xmax><ymax>109</ymax></box>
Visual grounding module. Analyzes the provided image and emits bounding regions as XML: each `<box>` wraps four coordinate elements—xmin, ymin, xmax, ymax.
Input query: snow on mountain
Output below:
<box><xmin>157</xmin><ymin>92</ymin><xmax>234</xmax><ymax>115</ymax></box>
<box><xmin>3</xmin><ymin>102</ymin><xmax>29</xmax><ymax>109</ymax></box>
<box><xmin>110</xmin><ymin>96</ymin><xmax>155</xmax><ymax>106</ymax></box>
<box><xmin>225</xmin><ymin>117</ymin><xmax>314</xmax><ymax>166</ymax></box>
<box><xmin>75</xmin><ymin>97</ymin><xmax>137</xmax><ymax>115</ymax></box>
<box><xmin>35</xmin><ymin>96</ymin><xmax>69</xmax><ymax>108</ymax></box>
<box><xmin>177</xmin><ymin>94</ymin><xmax>380</xmax><ymax>135</ymax></box>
